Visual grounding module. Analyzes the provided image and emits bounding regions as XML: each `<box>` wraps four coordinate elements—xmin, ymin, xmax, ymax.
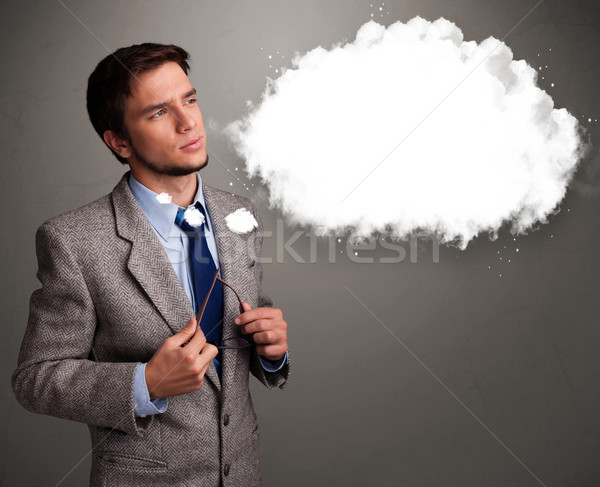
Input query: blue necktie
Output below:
<box><xmin>175</xmin><ymin>203</ymin><xmax>223</xmax><ymax>375</ymax></box>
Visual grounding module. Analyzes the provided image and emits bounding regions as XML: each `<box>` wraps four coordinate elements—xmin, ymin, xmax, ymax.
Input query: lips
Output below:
<box><xmin>180</xmin><ymin>136</ymin><xmax>203</xmax><ymax>151</ymax></box>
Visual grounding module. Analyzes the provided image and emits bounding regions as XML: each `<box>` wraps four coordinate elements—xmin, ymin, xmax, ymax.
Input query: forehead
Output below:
<box><xmin>126</xmin><ymin>62</ymin><xmax>192</xmax><ymax>112</ymax></box>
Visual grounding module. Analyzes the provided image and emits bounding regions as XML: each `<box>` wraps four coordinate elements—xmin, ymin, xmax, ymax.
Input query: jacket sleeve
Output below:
<box><xmin>245</xmin><ymin>204</ymin><xmax>290</xmax><ymax>390</ymax></box>
<box><xmin>11</xmin><ymin>221</ymin><xmax>147</xmax><ymax>436</ymax></box>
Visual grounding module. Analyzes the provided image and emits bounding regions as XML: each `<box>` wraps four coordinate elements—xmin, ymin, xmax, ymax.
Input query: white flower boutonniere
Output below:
<box><xmin>225</xmin><ymin>208</ymin><xmax>258</xmax><ymax>234</ymax></box>
<box><xmin>183</xmin><ymin>207</ymin><xmax>206</xmax><ymax>227</ymax></box>
<box><xmin>155</xmin><ymin>192</ymin><xmax>172</xmax><ymax>204</ymax></box>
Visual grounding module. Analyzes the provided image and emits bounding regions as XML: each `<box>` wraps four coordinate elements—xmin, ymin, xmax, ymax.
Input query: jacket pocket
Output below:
<box><xmin>94</xmin><ymin>451</ymin><xmax>168</xmax><ymax>470</ymax></box>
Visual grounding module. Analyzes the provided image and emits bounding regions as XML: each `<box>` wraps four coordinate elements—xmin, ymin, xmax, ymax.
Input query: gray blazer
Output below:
<box><xmin>12</xmin><ymin>173</ymin><xmax>289</xmax><ymax>486</ymax></box>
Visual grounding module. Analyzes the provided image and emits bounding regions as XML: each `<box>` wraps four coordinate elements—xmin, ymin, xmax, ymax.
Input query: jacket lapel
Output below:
<box><xmin>112</xmin><ymin>174</ymin><xmax>222</xmax><ymax>391</ymax></box>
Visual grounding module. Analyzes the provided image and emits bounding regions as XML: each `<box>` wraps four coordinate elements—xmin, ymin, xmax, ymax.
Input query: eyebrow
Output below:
<box><xmin>140</xmin><ymin>88</ymin><xmax>197</xmax><ymax>116</ymax></box>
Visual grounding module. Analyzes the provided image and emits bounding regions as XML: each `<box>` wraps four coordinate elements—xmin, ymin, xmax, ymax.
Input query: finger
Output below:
<box><xmin>171</xmin><ymin>317</ymin><xmax>199</xmax><ymax>347</ymax></box>
<box><xmin>235</xmin><ymin>306</ymin><xmax>280</xmax><ymax>325</ymax></box>
<box><xmin>239</xmin><ymin>301</ymin><xmax>251</xmax><ymax>314</ymax></box>
<box><xmin>186</xmin><ymin>319</ymin><xmax>208</xmax><ymax>353</ymax></box>
<box><xmin>242</xmin><ymin>318</ymin><xmax>286</xmax><ymax>335</ymax></box>
<box><xmin>241</xmin><ymin>320</ymin><xmax>269</xmax><ymax>335</ymax></box>
<box><xmin>199</xmin><ymin>342</ymin><xmax>219</xmax><ymax>362</ymax></box>
<box><xmin>198</xmin><ymin>353</ymin><xmax>216</xmax><ymax>375</ymax></box>
<box><xmin>235</xmin><ymin>302</ymin><xmax>253</xmax><ymax>324</ymax></box>
<box><xmin>252</xmin><ymin>330</ymin><xmax>282</xmax><ymax>345</ymax></box>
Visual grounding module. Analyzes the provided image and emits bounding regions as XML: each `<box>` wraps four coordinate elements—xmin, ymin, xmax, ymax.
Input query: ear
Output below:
<box><xmin>103</xmin><ymin>130</ymin><xmax>133</xmax><ymax>159</ymax></box>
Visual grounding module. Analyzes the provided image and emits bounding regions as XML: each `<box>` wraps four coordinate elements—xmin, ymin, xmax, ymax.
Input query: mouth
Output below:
<box><xmin>180</xmin><ymin>136</ymin><xmax>204</xmax><ymax>151</ymax></box>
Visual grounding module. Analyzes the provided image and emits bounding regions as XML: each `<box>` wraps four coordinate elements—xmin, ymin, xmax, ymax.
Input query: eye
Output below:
<box><xmin>185</xmin><ymin>98</ymin><xmax>197</xmax><ymax>105</ymax></box>
<box><xmin>151</xmin><ymin>109</ymin><xmax>165</xmax><ymax>119</ymax></box>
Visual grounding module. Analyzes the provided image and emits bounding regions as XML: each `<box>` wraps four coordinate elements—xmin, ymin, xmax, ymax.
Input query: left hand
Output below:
<box><xmin>235</xmin><ymin>303</ymin><xmax>288</xmax><ymax>361</ymax></box>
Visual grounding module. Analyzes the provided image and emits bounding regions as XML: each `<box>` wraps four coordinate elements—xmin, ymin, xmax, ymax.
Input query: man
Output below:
<box><xmin>12</xmin><ymin>43</ymin><xmax>289</xmax><ymax>486</ymax></box>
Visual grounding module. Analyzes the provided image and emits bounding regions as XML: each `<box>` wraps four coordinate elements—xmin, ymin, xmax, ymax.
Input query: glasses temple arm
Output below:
<box><xmin>216</xmin><ymin>276</ymin><xmax>245</xmax><ymax>313</ymax></box>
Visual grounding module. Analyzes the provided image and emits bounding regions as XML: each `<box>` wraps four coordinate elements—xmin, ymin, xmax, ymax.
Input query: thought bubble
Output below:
<box><xmin>226</xmin><ymin>17</ymin><xmax>584</xmax><ymax>249</ymax></box>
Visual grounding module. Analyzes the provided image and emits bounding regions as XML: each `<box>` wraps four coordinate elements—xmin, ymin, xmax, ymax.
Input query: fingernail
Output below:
<box><xmin>235</xmin><ymin>318</ymin><xmax>240</xmax><ymax>324</ymax></box>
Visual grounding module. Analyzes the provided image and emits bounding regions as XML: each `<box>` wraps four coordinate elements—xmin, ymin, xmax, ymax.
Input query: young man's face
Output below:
<box><xmin>120</xmin><ymin>61</ymin><xmax>207</xmax><ymax>176</ymax></box>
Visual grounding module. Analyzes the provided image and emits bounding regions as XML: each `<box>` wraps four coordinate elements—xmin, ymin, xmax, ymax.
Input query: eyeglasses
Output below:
<box><xmin>197</xmin><ymin>267</ymin><xmax>252</xmax><ymax>350</ymax></box>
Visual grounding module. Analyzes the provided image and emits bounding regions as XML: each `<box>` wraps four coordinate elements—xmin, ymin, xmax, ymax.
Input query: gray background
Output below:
<box><xmin>2</xmin><ymin>0</ymin><xmax>600</xmax><ymax>486</ymax></box>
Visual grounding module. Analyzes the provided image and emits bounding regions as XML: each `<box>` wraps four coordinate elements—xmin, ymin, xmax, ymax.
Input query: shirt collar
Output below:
<box><xmin>128</xmin><ymin>172</ymin><xmax>209</xmax><ymax>241</ymax></box>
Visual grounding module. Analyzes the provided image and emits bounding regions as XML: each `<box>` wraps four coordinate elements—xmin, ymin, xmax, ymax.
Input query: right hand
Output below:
<box><xmin>145</xmin><ymin>317</ymin><xmax>218</xmax><ymax>399</ymax></box>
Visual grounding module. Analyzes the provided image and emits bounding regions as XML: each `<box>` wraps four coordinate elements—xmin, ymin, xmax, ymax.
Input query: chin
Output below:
<box><xmin>166</xmin><ymin>154</ymin><xmax>208</xmax><ymax>176</ymax></box>
<box><xmin>130</xmin><ymin>147</ymin><xmax>209</xmax><ymax>177</ymax></box>
<box><xmin>195</xmin><ymin>153</ymin><xmax>209</xmax><ymax>170</ymax></box>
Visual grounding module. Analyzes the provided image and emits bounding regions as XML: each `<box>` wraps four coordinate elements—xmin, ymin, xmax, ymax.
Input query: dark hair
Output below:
<box><xmin>86</xmin><ymin>43</ymin><xmax>190</xmax><ymax>164</ymax></box>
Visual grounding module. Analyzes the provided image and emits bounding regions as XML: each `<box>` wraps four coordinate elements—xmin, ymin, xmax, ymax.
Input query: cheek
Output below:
<box><xmin>132</xmin><ymin>126</ymin><xmax>173</xmax><ymax>152</ymax></box>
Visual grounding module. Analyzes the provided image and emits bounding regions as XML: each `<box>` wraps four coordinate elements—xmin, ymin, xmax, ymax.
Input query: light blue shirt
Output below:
<box><xmin>128</xmin><ymin>172</ymin><xmax>287</xmax><ymax>417</ymax></box>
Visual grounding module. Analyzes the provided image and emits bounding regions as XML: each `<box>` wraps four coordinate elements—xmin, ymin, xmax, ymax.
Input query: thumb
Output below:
<box><xmin>173</xmin><ymin>317</ymin><xmax>198</xmax><ymax>345</ymax></box>
<box><xmin>241</xmin><ymin>301</ymin><xmax>252</xmax><ymax>313</ymax></box>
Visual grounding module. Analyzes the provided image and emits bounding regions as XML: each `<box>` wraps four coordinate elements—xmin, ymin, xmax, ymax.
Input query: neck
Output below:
<box><xmin>130</xmin><ymin>167</ymin><xmax>198</xmax><ymax>207</ymax></box>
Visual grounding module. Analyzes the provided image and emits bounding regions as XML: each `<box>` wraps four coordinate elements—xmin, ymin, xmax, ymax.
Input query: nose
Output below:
<box><xmin>176</xmin><ymin>108</ymin><xmax>197</xmax><ymax>133</ymax></box>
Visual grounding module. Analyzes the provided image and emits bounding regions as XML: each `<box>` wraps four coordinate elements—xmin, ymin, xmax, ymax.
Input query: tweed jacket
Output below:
<box><xmin>12</xmin><ymin>173</ymin><xmax>289</xmax><ymax>486</ymax></box>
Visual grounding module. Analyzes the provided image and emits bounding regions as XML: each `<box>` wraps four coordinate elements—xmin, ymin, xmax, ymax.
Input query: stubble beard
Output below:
<box><xmin>130</xmin><ymin>142</ymin><xmax>209</xmax><ymax>177</ymax></box>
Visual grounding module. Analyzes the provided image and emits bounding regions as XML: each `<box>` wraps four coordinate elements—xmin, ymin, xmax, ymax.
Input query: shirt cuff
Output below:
<box><xmin>134</xmin><ymin>363</ymin><xmax>168</xmax><ymax>417</ymax></box>
<box><xmin>258</xmin><ymin>351</ymin><xmax>288</xmax><ymax>372</ymax></box>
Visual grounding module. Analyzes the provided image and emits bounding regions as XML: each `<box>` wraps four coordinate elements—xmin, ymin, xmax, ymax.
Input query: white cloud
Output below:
<box><xmin>226</xmin><ymin>17</ymin><xmax>584</xmax><ymax>249</ymax></box>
